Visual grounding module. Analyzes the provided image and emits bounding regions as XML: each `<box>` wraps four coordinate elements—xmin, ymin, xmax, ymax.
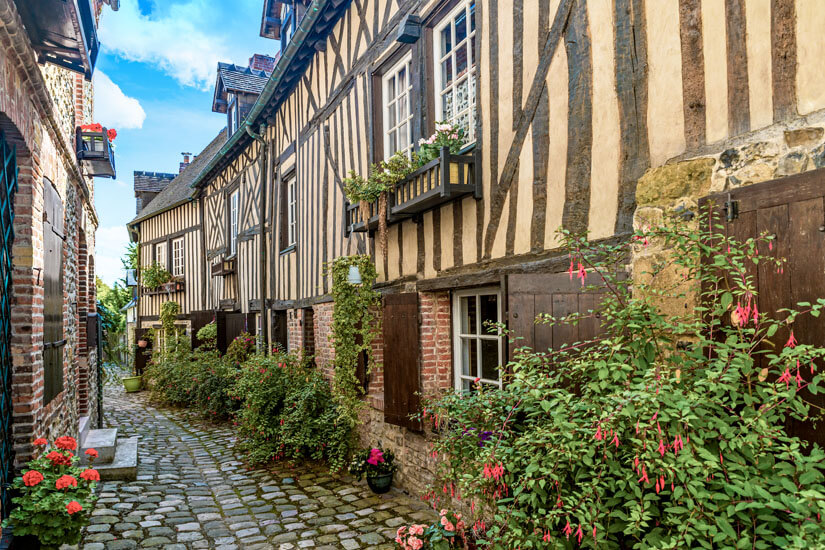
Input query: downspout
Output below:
<box><xmin>246</xmin><ymin>122</ymin><xmax>270</xmax><ymax>352</ymax></box>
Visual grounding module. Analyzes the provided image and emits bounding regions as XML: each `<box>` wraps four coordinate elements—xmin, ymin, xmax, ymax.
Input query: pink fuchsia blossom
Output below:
<box><xmin>786</xmin><ymin>331</ymin><xmax>797</xmax><ymax>348</ymax></box>
<box><xmin>562</xmin><ymin>519</ymin><xmax>572</xmax><ymax>539</ymax></box>
<box><xmin>575</xmin><ymin>525</ymin><xmax>583</xmax><ymax>544</ymax></box>
<box><xmin>611</xmin><ymin>433</ymin><xmax>620</xmax><ymax>449</ymax></box>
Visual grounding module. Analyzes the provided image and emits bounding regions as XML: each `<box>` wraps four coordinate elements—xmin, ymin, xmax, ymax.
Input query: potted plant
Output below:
<box><xmin>141</xmin><ymin>262</ymin><xmax>172</xmax><ymax>292</ymax></box>
<box><xmin>395</xmin><ymin>510</ymin><xmax>468</xmax><ymax>550</ymax></box>
<box><xmin>124</xmin><ymin>336</ymin><xmax>149</xmax><ymax>392</ymax></box>
<box><xmin>349</xmin><ymin>446</ymin><xmax>397</xmax><ymax>494</ymax></box>
<box><xmin>2</xmin><ymin>437</ymin><xmax>100</xmax><ymax>549</ymax></box>
<box><xmin>137</xmin><ymin>338</ymin><xmax>148</xmax><ymax>348</ymax></box>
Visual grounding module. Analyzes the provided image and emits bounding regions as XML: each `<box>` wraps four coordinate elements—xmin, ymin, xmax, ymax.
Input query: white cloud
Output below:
<box><xmin>93</xmin><ymin>71</ymin><xmax>146</xmax><ymax>129</ymax></box>
<box><xmin>95</xmin><ymin>225</ymin><xmax>131</xmax><ymax>286</ymax></box>
<box><xmin>98</xmin><ymin>0</ymin><xmax>235</xmax><ymax>90</ymax></box>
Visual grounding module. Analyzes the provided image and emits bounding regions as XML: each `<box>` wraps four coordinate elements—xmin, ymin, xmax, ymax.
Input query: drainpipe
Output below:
<box><xmin>246</xmin><ymin>121</ymin><xmax>270</xmax><ymax>352</ymax></box>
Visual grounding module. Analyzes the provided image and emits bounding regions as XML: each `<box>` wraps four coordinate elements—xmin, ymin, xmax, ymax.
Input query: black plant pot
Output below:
<box><xmin>11</xmin><ymin>534</ymin><xmax>41</xmax><ymax>550</ymax></box>
<box><xmin>366</xmin><ymin>473</ymin><xmax>393</xmax><ymax>494</ymax></box>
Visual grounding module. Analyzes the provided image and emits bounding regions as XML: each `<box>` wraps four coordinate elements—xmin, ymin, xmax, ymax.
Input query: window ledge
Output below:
<box><xmin>279</xmin><ymin>244</ymin><xmax>296</xmax><ymax>256</ymax></box>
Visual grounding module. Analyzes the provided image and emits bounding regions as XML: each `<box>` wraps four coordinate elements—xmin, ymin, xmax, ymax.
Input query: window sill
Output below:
<box><xmin>279</xmin><ymin>244</ymin><xmax>296</xmax><ymax>256</ymax></box>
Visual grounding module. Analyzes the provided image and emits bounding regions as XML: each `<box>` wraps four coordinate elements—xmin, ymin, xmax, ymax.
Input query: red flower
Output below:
<box><xmin>85</xmin><ymin>448</ymin><xmax>98</xmax><ymax>461</ymax></box>
<box><xmin>22</xmin><ymin>470</ymin><xmax>44</xmax><ymax>487</ymax></box>
<box><xmin>55</xmin><ymin>475</ymin><xmax>78</xmax><ymax>490</ymax></box>
<box><xmin>65</xmin><ymin>501</ymin><xmax>83</xmax><ymax>515</ymax></box>
<box><xmin>33</xmin><ymin>438</ymin><xmax>47</xmax><ymax>446</ymax></box>
<box><xmin>106</xmin><ymin>128</ymin><xmax>117</xmax><ymax>141</ymax></box>
<box><xmin>46</xmin><ymin>451</ymin><xmax>72</xmax><ymax>466</ymax></box>
<box><xmin>80</xmin><ymin>468</ymin><xmax>100</xmax><ymax>482</ymax></box>
<box><xmin>80</xmin><ymin>123</ymin><xmax>102</xmax><ymax>132</ymax></box>
<box><xmin>55</xmin><ymin>436</ymin><xmax>77</xmax><ymax>451</ymax></box>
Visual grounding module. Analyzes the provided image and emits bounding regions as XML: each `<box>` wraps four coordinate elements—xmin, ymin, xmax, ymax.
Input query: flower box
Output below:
<box><xmin>211</xmin><ymin>257</ymin><xmax>236</xmax><ymax>277</ymax></box>
<box><xmin>75</xmin><ymin>126</ymin><xmax>116</xmax><ymax>178</ymax></box>
<box><xmin>142</xmin><ymin>279</ymin><xmax>184</xmax><ymax>296</ymax></box>
<box><xmin>391</xmin><ymin>146</ymin><xmax>480</xmax><ymax>217</ymax></box>
<box><xmin>346</xmin><ymin>200</ymin><xmax>381</xmax><ymax>233</ymax></box>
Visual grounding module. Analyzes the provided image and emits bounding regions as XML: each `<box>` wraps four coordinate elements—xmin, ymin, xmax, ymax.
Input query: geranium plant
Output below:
<box><xmin>417</xmin><ymin>122</ymin><xmax>465</xmax><ymax>165</ymax></box>
<box><xmin>424</xmin><ymin>212</ymin><xmax>825</xmax><ymax>548</ymax></box>
<box><xmin>396</xmin><ymin>509</ymin><xmax>468</xmax><ymax>550</ymax></box>
<box><xmin>348</xmin><ymin>446</ymin><xmax>397</xmax><ymax>480</ymax></box>
<box><xmin>2</xmin><ymin>437</ymin><xmax>100</xmax><ymax>549</ymax></box>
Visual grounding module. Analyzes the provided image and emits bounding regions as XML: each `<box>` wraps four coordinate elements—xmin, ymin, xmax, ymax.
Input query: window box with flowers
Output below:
<box><xmin>76</xmin><ymin>123</ymin><xmax>117</xmax><ymax>178</ymax></box>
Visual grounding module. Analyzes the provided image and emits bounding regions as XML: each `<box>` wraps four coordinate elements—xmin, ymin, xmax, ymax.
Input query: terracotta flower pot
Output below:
<box><xmin>137</xmin><ymin>340</ymin><xmax>148</xmax><ymax>348</ymax></box>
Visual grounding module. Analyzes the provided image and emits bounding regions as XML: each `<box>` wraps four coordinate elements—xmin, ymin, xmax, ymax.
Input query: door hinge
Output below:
<box><xmin>724</xmin><ymin>198</ymin><xmax>739</xmax><ymax>222</ymax></box>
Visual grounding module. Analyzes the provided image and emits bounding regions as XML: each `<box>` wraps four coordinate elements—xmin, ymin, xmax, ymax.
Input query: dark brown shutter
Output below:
<box><xmin>700</xmin><ymin>167</ymin><xmax>825</xmax><ymax>447</ymax></box>
<box><xmin>86</xmin><ymin>312</ymin><xmax>98</xmax><ymax>350</ymax></box>
<box><xmin>383</xmin><ymin>293</ymin><xmax>421</xmax><ymax>431</ymax></box>
<box><xmin>507</xmin><ymin>272</ymin><xmax>606</xmax><ymax>356</ymax></box>
<box><xmin>190</xmin><ymin>310</ymin><xmax>215</xmax><ymax>349</ymax></box>
<box><xmin>43</xmin><ymin>181</ymin><xmax>64</xmax><ymax>404</ymax></box>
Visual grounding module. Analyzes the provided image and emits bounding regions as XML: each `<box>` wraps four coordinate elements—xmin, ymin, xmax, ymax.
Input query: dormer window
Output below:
<box><xmin>228</xmin><ymin>93</ymin><xmax>238</xmax><ymax>135</ymax></box>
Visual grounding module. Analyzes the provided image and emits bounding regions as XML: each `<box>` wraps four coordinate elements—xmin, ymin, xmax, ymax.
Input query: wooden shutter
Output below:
<box><xmin>134</xmin><ymin>327</ymin><xmax>151</xmax><ymax>376</ymax></box>
<box><xmin>507</xmin><ymin>272</ymin><xmax>605</xmax><ymax>356</ymax></box>
<box><xmin>189</xmin><ymin>310</ymin><xmax>215</xmax><ymax>349</ymax></box>
<box><xmin>383</xmin><ymin>293</ymin><xmax>421</xmax><ymax>431</ymax></box>
<box><xmin>86</xmin><ymin>312</ymin><xmax>98</xmax><ymax>350</ymax></box>
<box><xmin>700</xmin><ymin>168</ymin><xmax>825</xmax><ymax>447</ymax></box>
<box><xmin>43</xmin><ymin>182</ymin><xmax>64</xmax><ymax>404</ymax></box>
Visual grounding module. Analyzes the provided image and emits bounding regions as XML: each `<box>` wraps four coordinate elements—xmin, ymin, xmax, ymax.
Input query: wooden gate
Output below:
<box><xmin>383</xmin><ymin>293</ymin><xmax>421</xmax><ymax>431</ymax></box>
<box><xmin>701</xmin><ymin>168</ymin><xmax>825</xmax><ymax>447</ymax></box>
<box><xmin>0</xmin><ymin>132</ymin><xmax>16</xmax><ymax>517</ymax></box>
<box><xmin>217</xmin><ymin>312</ymin><xmax>255</xmax><ymax>354</ymax></box>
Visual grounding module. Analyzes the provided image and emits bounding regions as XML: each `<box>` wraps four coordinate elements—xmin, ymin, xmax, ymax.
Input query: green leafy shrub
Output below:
<box><xmin>191</xmin><ymin>347</ymin><xmax>241</xmax><ymax>419</ymax></box>
<box><xmin>141</xmin><ymin>262</ymin><xmax>172</xmax><ymax>290</ymax></box>
<box><xmin>231</xmin><ymin>353</ymin><xmax>352</xmax><ymax>471</ymax></box>
<box><xmin>196</xmin><ymin>321</ymin><xmax>218</xmax><ymax>349</ymax></box>
<box><xmin>425</xmin><ymin>217</ymin><xmax>825</xmax><ymax>549</ymax></box>
<box><xmin>225</xmin><ymin>331</ymin><xmax>256</xmax><ymax>366</ymax></box>
<box><xmin>3</xmin><ymin>437</ymin><xmax>99</xmax><ymax>549</ymax></box>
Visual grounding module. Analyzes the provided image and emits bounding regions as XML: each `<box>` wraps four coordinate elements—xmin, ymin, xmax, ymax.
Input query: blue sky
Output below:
<box><xmin>92</xmin><ymin>0</ymin><xmax>278</xmax><ymax>285</ymax></box>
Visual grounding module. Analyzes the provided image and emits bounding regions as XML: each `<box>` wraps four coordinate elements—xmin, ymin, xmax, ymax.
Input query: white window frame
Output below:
<box><xmin>434</xmin><ymin>0</ymin><xmax>477</xmax><ymax>145</ymax></box>
<box><xmin>452</xmin><ymin>287</ymin><xmax>503</xmax><ymax>391</ymax></box>
<box><xmin>171</xmin><ymin>237</ymin><xmax>184</xmax><ymax>277</ymax></box>
<box><xmin>154</xmin><ymin>241</ymin><xmax>167</xmax><ymax>269</ymax></box>
<box><xmin>287</xmin><ymin>176</ymin><xmax>297</xmax><ymax>247</ymax></box>
<box><xmin>229</xmin><ymin>190</ymin><xmax>239</xmax><ymax>256</ymax></box>
<box><xmin>383</xmin><ymin>53</ymin><xmax>414</xmax><ymax>159</ymax></box>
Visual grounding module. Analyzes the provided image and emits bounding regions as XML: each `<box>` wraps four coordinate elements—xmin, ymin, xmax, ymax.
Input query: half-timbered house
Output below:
<box><xmin>163</xmin><ymin>0</ymin><xmax>825</xmax><ymax>496</ymax></box>
<box><xmin>128</xmin><ymin>130</ymin><xmax>227</xmax><ymax>361</ymax></box>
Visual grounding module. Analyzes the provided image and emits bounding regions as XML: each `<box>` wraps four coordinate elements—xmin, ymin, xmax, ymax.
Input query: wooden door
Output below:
<box><xmin>383</xmin><ymin>293</ymin><xmax>421</xmax><ymax>431</ymax></box>
<box><xmin>189</xmin><ymin>310</ymin><xmax>215</xmax><ymax>349</ymax></box>
<box><xmin>507</xmin><ymin>272</ymin><xmax>606</xmax><ymax>356</ymax></box>
<box><xmin>271</xmin><ymin>310</ymin><xmax>288</xmax><ymax>353</ymax></box>
<box><xmin>702</xmin><ymin>168</ymin><xmax>825</xmax><ymax>446</ymax></box>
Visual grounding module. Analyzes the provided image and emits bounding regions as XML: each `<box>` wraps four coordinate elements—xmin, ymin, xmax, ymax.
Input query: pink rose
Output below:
<box><xmin>408</xmin><ymin>536</ymin><xmax>423</xmax><ymax>550</ymax></box>
<box><xmin>444</xmin><ymin>521</ymin><xmax>455</xmax><ymax>532</ymax></box>
<box><xmin>410</xmin><ymin>524</ymin><xmax>425</xmax><ymax>536</ymax></box>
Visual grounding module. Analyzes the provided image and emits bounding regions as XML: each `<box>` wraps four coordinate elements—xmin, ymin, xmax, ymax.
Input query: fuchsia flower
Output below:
<box><xmin>575</xmin><ymin>524</ymin><xmax>583</xmax><ymax>544</ymax></box>
<box><xmin>786</xmin><ymin>331</ymin><xmax>797</xmax><ymax>348</ymax></box>
<box><xmin>562</xmin><ymin>519</ymin><xmax>572</xmax><ymax>539</ymax></box>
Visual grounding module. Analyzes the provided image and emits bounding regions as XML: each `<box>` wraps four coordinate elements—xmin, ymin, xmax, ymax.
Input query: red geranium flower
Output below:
<box><xmin>80</xmin><ymin>468</ymin><xmax>100</xmax><ymax>482</ymax></box>
<box><xmin>55</xmin><ymin>475</ymin><xmax>78</xmax><ymax>490</ymax></box>
<box><xmin>46</xmin><ymin>451</ymin><xmax>72</xmax><ymax>466</ymax></box>
<box><xmin>106</xmin><ymin>128</ymin><xmax>117</xmax><ymax>141</ymax></box>
<box><xmin>22</xmin><ymin>470</ymin><xmax>44</xmax><ymax>487</ymax></box>
<box><xmin>33</xmin><ymin>438</ymin><xmax>47</xmax><ymax>446</ymax></box>
<box><xmin>55</xmin><ymin>436</ymin><xmax>77</xmax><ymax>451</ymax></box>
<box><xmin>66</xmin><ymin>501</ymin><xmax>83</xmax><ymax>515</ymax></box>
<box><xmin>85</xmin><ymin>448</ymin><xmax>98</xmax><ymax>461</ymax></box>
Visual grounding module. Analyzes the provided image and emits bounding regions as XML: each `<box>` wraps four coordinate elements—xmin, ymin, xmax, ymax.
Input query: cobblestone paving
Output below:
<box><xmin>80</xmin><ymin>387</ymin><xmax>433</xmax><ymax>550</ymax></box>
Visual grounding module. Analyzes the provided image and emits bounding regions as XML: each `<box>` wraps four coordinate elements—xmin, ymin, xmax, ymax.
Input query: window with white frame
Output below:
<box><xmin>383</xmin><ymin>53</ymin><xmax>414</xmax><ymax>158</ymax></box>
<box><xmin>287</xmin><ymin>176</ymin><xmax>297</xmax><ymax>247</ymax></box>
<box><xmin>154</xmin><ymin>241</ymin><xmax>167</xmax><ymax>269</ymax></box>
<box><xmin>452</xmin><ymin>288</ymin><xmax>503</xmax><ymax>391</ymax></box>
<box><xmin>229</xmin><ymin>190</ymin><xmax>239</xmax><ymax>256</ymax></box>
<box><xmin>434</xmin><ymin>0</ymin><xmax>477</xmax><ymax>145</ymax></box>
<box><xmin>171</xmin><ymin>237</ymin><xmax>184</xmax><ymax>277</ymax></box>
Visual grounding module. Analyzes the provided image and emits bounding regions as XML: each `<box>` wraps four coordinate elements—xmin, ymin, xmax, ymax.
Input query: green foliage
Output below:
<box><xmin>417</xmin><ymin>122</ymin><xmax>466</xmax><ymax>165</ymax></box>
<box><xmin>225</xmin><ymin>331</ymin><xmax>256</xmax><ymax>366</ymax></box>
<box><xmin>329</xmin><ymin>255</ymin><xmax>380</xmax><ymax>427</ymax></box>
<box><xmin>196</xmin><ymin>321</ymin><xmax>218</xmax><ymax>349</ymax></box>
<box><xmin>231</xmin><ymin>354</ymin><xmax>352</xmax><ymax>471</ymax></box>
<box><xmin>425</xmin><ymin>215</ymin><xmax>825</xmax><ymax>549</ymax></box>
<box><xmin>343</xmin><ymin>151</ymin><xmax>418</xmax><ymax>205</ymax></box>
<box><xmin>141</xmin><ymin>262</ymin><xmax>172</xmax><ymax>290</ymax></box>
<box><xmin>3</xmin><ymin>439</ymin><xmax>98</xmax><ymax>549</ymax></box>
<box><xmin>96</xmin><ymin>276</ymin><xmax>130</xmax><ymax>331</ymax></box>
<box><xmin>122</xmin><ymin>241</ymin><xmax>139</xmax><ymax>272</ymax></box>
<box><xmin>348</xmin><ymin>446</ymin><xmax>398</xmax><ymax>481</ymax></box>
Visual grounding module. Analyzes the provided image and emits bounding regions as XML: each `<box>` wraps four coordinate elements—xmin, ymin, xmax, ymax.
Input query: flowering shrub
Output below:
<box><xmin>231</xmin><ymin>353</ymin><xmax>352</xmax><ymax>471</ymax></box>
<box><xmin>396</xmin><ymin>510</ymin><xmax>467</xmax><ymax>550</ymax></box>
<box><xmin>348</xmin><ymin>446</ymin><xmax>398</xmax><ymax>480</ymax></box>
<box><xmin>424</xmin><ymin>216</ymin><xmax>825</xmax><ymax>548</ymax></box>
<box><xmin>417</xmin><ymin>122</ymin><xmax>465</xmax><ymax>165</ymax></box>
<box><xmin>2</xmin><ymin>437</ymin><xmax>99</xmax><ymax>548</ymax></box>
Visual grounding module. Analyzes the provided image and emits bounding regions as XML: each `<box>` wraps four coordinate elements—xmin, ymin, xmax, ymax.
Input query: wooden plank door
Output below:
<box><xmin>702</xmin><ymin>167</ymin><xmax>825</xmax><ymax>446</ymax></box>
<box><xmin>134</xmin><ymin>328</ymin><xmax>151</xmax><ymax>376</ymax></box>
<box><xmin>383</xmin><ymin>293</ymin><xmax>421</xmax><ymax>431</ymax></box>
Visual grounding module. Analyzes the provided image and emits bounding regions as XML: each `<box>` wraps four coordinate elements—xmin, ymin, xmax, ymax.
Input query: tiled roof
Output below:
<box><xmin>129</xmin><ymin>129</ymin><xmax>228</xmax><ymax>225</ymax></box>
<box><xmin>133</xmin><ymin>171</ymin><xmax>176</xmax><ymax>193</ymax></box>
<box><xmin>218</xmin><ymin>63</ymin><xmax>269</xmax><ymax>95</ymax></box>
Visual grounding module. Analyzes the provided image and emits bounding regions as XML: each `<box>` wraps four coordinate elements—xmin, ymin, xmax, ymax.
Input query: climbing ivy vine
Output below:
<box><xmin>329</xmin><ymin>255</ymin><xmax>380</xmax><ymax>426</ymax></box>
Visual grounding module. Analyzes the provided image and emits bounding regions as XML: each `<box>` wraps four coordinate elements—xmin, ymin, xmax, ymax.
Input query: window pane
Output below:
<box><xmin>442</xmin><ymin>91</ymin><xmax>453</xmax><ymax>120</ymax></box>
<box><xmin>389</xmin><ymin>132</ymin><xmax>397</xmax><ymax>156</ymax></box>
<box><xmin>441</xmin><ymin>25</ymin><xmax>452</xmax><ymax>56</ymax></box>
<box><xmin>471</xmin><ymin>35</ymin><xmax>476</xmax><ymax>66</ymax></box>
<box><xmin>470</xmin><ymin>1</ymin><xmax>475</xmax><ymax>31</ymax></box>
<box><xmin>456</xmin><ymin>43</ymin><xmax>468</xmax><ymax>77</ymax></box>
<box><xmin>480</xmin><ymin>339</ymin><xmax>499</xmax><ymax>380</ymax></box>
<box><xmin>387</xmin><ymin>75</ymin><xmax>396</xmax><ymax>101</ymax></box>
<box><xmin>398</xmin><ymin>123</ymin><xmax>408</xmax><ymax>151</ymax></box>
<box><xmin>461</xmin><ymin>295</ymin><xmax>477</xmax><ymax>334</ymax></box>
<box><xmin>398</xmin><ymin>66</ymin><xmax>406</xmax><ymax>92</ymax></box>
<box><xmin>441</xmin><ymin>58</ymin><xmax>453</xmax><ymax>90</ymax></box>
<box><xmin>455</xmin><ymin>9</ymin><xmax>467</xmax><ymax>44</ymax></box>
<box><xmin>460</xmin><ymin>337</ymin><xmax>477</xmax><ymax>376</ymax></box>
<box><xmin>461</xmin><ymin>378</ymin><xmax>473</xmax><ymax>392</ymax></box>
<box><xmin>480</xmin><ymin>293</ymin><xmax>498</xmax><ymax>332</ymax></box>
<box><xmin>388</xmin><ymin>101</ymin><xmax>397</xmax><ymax>127</ymax></box>
<box><xmin>456</xmin><ymin>77</ymin><xmax>469</xmax><ymax>113</ymax></box>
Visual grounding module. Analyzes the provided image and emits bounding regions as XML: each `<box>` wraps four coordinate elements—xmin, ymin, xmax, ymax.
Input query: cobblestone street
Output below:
<box><xmin>80</xmin><ymin>387</ymin><xmax>433</xmax><ymax>550</ymax></box>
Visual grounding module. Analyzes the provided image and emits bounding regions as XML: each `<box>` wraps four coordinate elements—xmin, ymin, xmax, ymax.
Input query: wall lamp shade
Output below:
<box><xmin>346</xmin><ymin>265</ymin><xmax>362</xmax><ymax>285</ymax></box>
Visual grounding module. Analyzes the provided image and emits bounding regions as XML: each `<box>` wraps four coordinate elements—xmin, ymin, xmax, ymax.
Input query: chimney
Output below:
<box><xmin>180</xmin><ymin>152</ymin><xmax>192</xmax><ymax>173</ymax></box>
<box><xmin>249</xmin><ymin>53</ymin><xmax>276</xmax><ymax>74</ymax></box>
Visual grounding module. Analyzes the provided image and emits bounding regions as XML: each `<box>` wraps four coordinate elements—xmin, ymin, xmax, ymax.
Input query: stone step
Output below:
<box><xmin>78</xmin><ymin>415</ymin><xmax>91</xmax><ymax>447</ymax></box>
<box><xmin>81</xmin><ymin>428</ymin><xmax>118</xmax><ymax>465</ymax></box>
<box><xmin>95</xmin><ymin>437</ymin><xmax>138</xmax><ymax>482</ymax></box>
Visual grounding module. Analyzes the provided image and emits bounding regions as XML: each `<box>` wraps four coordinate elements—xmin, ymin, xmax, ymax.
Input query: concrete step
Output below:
<box><xmin>95</xmin><ymin>437</ymin><xmax>138</xmax><ymax>482</ymax></box>
<box><xmin>78</xmin><ymin>415</ymin><xmax>91</xmax><ymax>447</ymax></box>
<box><xmin>81</xmin><ymin>428</ymin><xmax>118</xmax><ymax>465</ymax></box>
